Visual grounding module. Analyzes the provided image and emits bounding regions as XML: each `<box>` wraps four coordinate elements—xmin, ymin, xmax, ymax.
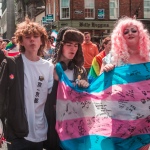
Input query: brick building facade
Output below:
<box><xmin>14</xmin><ymin>0</ymin><xmax>150</xmax><ymax>42</ymax></box>
<box><xmin>46</xmin><ymin>0</ymin><xmax>148</xmax><ymax>42</ymax></box>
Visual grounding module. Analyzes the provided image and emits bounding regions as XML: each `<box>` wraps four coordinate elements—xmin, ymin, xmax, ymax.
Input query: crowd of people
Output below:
<box><xmin>0</xmin><ymin>16</ymin><xmax>150</xmax><ymax>150</ymax></box>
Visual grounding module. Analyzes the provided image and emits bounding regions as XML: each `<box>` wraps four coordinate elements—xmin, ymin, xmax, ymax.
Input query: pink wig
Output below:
<box><xmin>110</xmin><ymin>17</ymin><xmax>150</xmax><ymax>66</ymax></box>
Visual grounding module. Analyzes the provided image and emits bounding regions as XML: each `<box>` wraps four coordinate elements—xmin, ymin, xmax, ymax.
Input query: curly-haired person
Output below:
<box><xmin>0</xmin><ymin>18</ymin><xmax>54</xmax><ymax>150</ymax></box>
<box><xmin>101</xmin><ymin>16</ymin><xmax>150</xmax><ymax>73</ymax></box>
<box><xmin>101</xmin><ymin>17</ymin><xmax>150</xmax><ymax>150</ymax></box>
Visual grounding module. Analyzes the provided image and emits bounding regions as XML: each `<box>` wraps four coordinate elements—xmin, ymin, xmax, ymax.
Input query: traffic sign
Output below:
<box><xmin>46</xmin><ymin>14</ymin><xmax>53</xmax><ymax>22</ymax></box>
<box><xmin>42</xmin><ymin>16</ymin><xmax>48</xmax><ymax>24</ymax></box>
<box><xmin>98</xmin><ymin>9</ymin><xmax>105</xmax><ymax>19</ymax></box>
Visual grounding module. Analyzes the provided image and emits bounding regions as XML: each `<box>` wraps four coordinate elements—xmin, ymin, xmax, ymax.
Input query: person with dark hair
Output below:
<box><xmin>43</xmin><ymin>35</ymin><xmax>55</xmax><ymax>60</ymax></box>
<box><xmin>0</xmin><ymin>18</ymin><xmax>54</xmax><ymax>150</ymax></box>
<box><xmin>50</xmin><ymin>35</ymin><xmax>55</xmax><ymax>47</ymax></box>
<box><xmin>88</xmin><ymin>36</ymin><xmax>111</xmax><ymax>82</ymax></box>
<box><xmin>52</xmin><ymin>26</ymin><xmax>78</xmax><ymax>63</ymax></box>
<box><xmin>44</xmin><ymin>28</ymin><xmax>89</xmax><ymax>150</ymax></box>
<box><xmin>82</xmin><ymin>32</ymin><xmax>99</xmax><ymax>74</ymax></box>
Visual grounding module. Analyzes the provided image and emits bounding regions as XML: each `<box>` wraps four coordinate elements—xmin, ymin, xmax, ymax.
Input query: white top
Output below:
<box><xmin>64</xmin><ymin>69</ymin><xmax>74</xmax><ymax>82</ymax></box>
<box><xmin>22</xmin><ymin>54</ymin><xmax>54</xmax><ymax>142</ymax></box>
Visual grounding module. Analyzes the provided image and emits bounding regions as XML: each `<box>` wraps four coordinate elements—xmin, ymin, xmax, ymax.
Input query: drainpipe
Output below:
<box><xmin>130</xmin><ymin>0</ymin><xmax>132</xmax><ymax>17</ymax></box>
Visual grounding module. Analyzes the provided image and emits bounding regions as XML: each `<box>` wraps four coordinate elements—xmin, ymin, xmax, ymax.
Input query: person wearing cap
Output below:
<box><xmin>44</xmin><ymin>28</ymin><xmax>89</xmax><ymax>150</ymax></box>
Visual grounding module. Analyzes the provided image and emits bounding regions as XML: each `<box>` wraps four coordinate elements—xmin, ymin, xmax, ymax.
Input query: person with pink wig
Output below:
<box><xmin>101</xmin><ymin>16</ymin><xmax>150</xmax><ymax>150</ymax></box>
<box><xmin>101</xmin><ymin>16</ymin><xmax>150</xmax><ymax>72</ymax></box>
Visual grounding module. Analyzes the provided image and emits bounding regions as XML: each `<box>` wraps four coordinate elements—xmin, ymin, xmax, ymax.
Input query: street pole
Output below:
<box><xmin>7</xmin><ymin>0</ymin><xmax>15</xmax><ymax>39</ymax></box>
<box><xmin>26</xmin><ymin>5</ymin><xmax>28</xmax><ymax>17</ymax></box>
<box><xmin>130</xmin><ymin>0</ymin><xmax>131</xmax><ymax>17</ymax></box>
<box><xmin>44</xmin><ymin>0</ymin><xmax>46</xmax><ymax>16</ymax></box>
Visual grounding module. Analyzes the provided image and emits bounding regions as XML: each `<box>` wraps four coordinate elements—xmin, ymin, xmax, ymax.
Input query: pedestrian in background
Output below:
<box><xmin>0</xmin><ymin>17</ymin><xmax>54</xmax><ymax>150</ymax></box>
<box><xmin>82</xmin><ymin>32</ymin><xmax>99</xmax><ymax>74</ymax></box>
<box><xmin>88</xmin><ymin>36</ymin><xmax>111</xmax><ymax>82</ymax></box>
<box><xmin>6</xmin><ymin>36</ymin><xmax>20</xmax><ymax>56</ymax></box>
<box><xmin>43</xmin><ymin>35</ymin><xmax>55</xmax><ymax>60</ymax></box>
<box><xmin>1</xmin><ymin>41</ymin><xmax>7</xmax><ymax>51</ymax></box>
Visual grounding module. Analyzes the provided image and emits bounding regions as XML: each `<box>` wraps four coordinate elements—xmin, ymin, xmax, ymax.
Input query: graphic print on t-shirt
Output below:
<box><xmin>34</xmin><ymin>76</ymin><xmax>44</xmax><ymax>103</ymax></box>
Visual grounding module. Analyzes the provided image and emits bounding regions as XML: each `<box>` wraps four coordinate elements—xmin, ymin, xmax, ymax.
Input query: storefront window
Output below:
<box><xmin>109</xmin><ymin>0</ymin><xmax>119</xmax><ymax>19</ymax></box>
<box><xmin>60</xmin><ymin>0</ymin><xmax>70</xmax><ymax>19</ymax></box>
<box><xmin>144</xmin><ymin>0</ymin><xmax>150</xmax><ymax>18</ymax></box>
<box><xmin>84</xmin><ymin>0</ymin><xmax>95</xmax><ymax>19</ymax></box>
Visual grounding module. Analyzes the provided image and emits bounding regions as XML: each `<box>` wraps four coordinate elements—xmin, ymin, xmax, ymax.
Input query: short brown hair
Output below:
<box><xmin>83</xmin><ymin>32</ymin><xmax>90</xmax><ymax>36</ymax></box>
<box><xmin>101</xmin><ymin>36</ymin><xmax>111</xmax><ymax>50</ymax></box>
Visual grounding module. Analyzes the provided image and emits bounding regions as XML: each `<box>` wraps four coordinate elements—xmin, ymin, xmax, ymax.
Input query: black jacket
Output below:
<box><xmin>0</xmin><ymin>54</ymin><xmax>28</xmax><ymax>140</ymax></box>
<box><xmin>0</xmin><ymin>50</ymin><xmax>5</xmax><ymax>64</ymax></box>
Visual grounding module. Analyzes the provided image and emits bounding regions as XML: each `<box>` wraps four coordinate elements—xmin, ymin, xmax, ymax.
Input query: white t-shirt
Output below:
<box><xmin>64</xmin><ymin>69</ymin><xmax>74</xmax><ymax>82</ymax></box>
<box><xmin>22</xmin><ymin>54</ymin><xmax>54</xmax><ymax>142</ymax></box>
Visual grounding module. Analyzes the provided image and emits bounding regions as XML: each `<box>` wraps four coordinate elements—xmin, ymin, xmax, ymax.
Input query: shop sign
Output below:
<box><xmin>79</xmin><ymin>22</ymin><xmax>109</xmax><ymax>28</ymax></box>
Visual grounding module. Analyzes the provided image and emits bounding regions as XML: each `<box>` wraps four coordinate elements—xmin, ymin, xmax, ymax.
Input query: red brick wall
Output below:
<box><xmin>72</xmin><ymin>0</ymin><xmax>84</xmax><ymax>20</ymax></box>
<box><xmin>95</xmin><ymin>0</ymin><xmax>110</xmax><ymax>20</ymax></box>
<box><xmin>47</xmin><ymin>0</ymin><xmax>144</xmax><ymax>21</ymax></box>
<box><xmin>120</xmin><ymin>0</ymin><xmax>143</xmax><ymax>18</ymax></box>
<box><xmin>131</xmin><ymin>0</ymin><xmax>143</xmax><ymax>18</ymax></box>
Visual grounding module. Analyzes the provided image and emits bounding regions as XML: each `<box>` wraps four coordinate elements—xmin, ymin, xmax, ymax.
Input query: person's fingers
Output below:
<box><xmin>78</xmin><ymin>80</ymin><xmax>89</xmax><ymax>88</ymax></box>
<box><xmin>103</xmin><ymin>64</ymin><xmax>115</xmax><ymax>72</ymax></box>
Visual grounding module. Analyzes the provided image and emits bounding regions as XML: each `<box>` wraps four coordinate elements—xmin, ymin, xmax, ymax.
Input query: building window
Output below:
<box><xmin>60</xmin><ymin>0</ymin><xmax>70</xmax><ymax>19</ymax></box>
<box><xmin>84</xmin><ymin>0</ymin><xmax>95</xmax><ymax>19</ymax></box>
<box><xmin>144</xmin><ymin>0</ymin><xmax>150</xmax><ymax>18</ymax></box>
<box><xmin>109</xmin><ymin>0</ymin><xmax>119</xmax><ymax>19</ymax></box>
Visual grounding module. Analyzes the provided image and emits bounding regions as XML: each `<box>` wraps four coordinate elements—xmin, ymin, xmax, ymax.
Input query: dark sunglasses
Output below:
<box><xmin>123</xmin><ymin>28</ymin><xmax>137</xmax><ymax>35</ymax></box>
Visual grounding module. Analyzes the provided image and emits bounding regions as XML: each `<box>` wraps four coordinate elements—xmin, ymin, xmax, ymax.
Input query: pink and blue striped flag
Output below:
<box><xmin>55</xmin><ymin>62</ymin><xmax>150</xmax><ymax>150</ymax></box>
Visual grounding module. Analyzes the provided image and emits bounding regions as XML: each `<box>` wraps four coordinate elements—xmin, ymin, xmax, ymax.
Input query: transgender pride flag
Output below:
<box><xmin>55</xmin><ymin>62</ymin><xmax>150</xmax><ymax>150</ymax></box>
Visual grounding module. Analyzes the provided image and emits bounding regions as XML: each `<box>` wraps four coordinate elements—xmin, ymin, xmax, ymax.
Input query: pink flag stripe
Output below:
<box><xmin>56</xmin><ymin>116</ymin><xmax>150</xmax><ymax>141</ymax></box>
<box><xmin>57</xmin><ymin>80</ymin><xmax>150</xmax><ymax>102</ymax></box>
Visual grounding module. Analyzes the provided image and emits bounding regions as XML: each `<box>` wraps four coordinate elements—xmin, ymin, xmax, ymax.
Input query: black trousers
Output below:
<box><xmin>7</xmin><ymin>138</ymin><xmax>43</xmax><ymax>150</ymax></box>
<box><xmin>43</xmin><ymin>85</ymin><xmax>62</xmax><ymax>150</ymax></box>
